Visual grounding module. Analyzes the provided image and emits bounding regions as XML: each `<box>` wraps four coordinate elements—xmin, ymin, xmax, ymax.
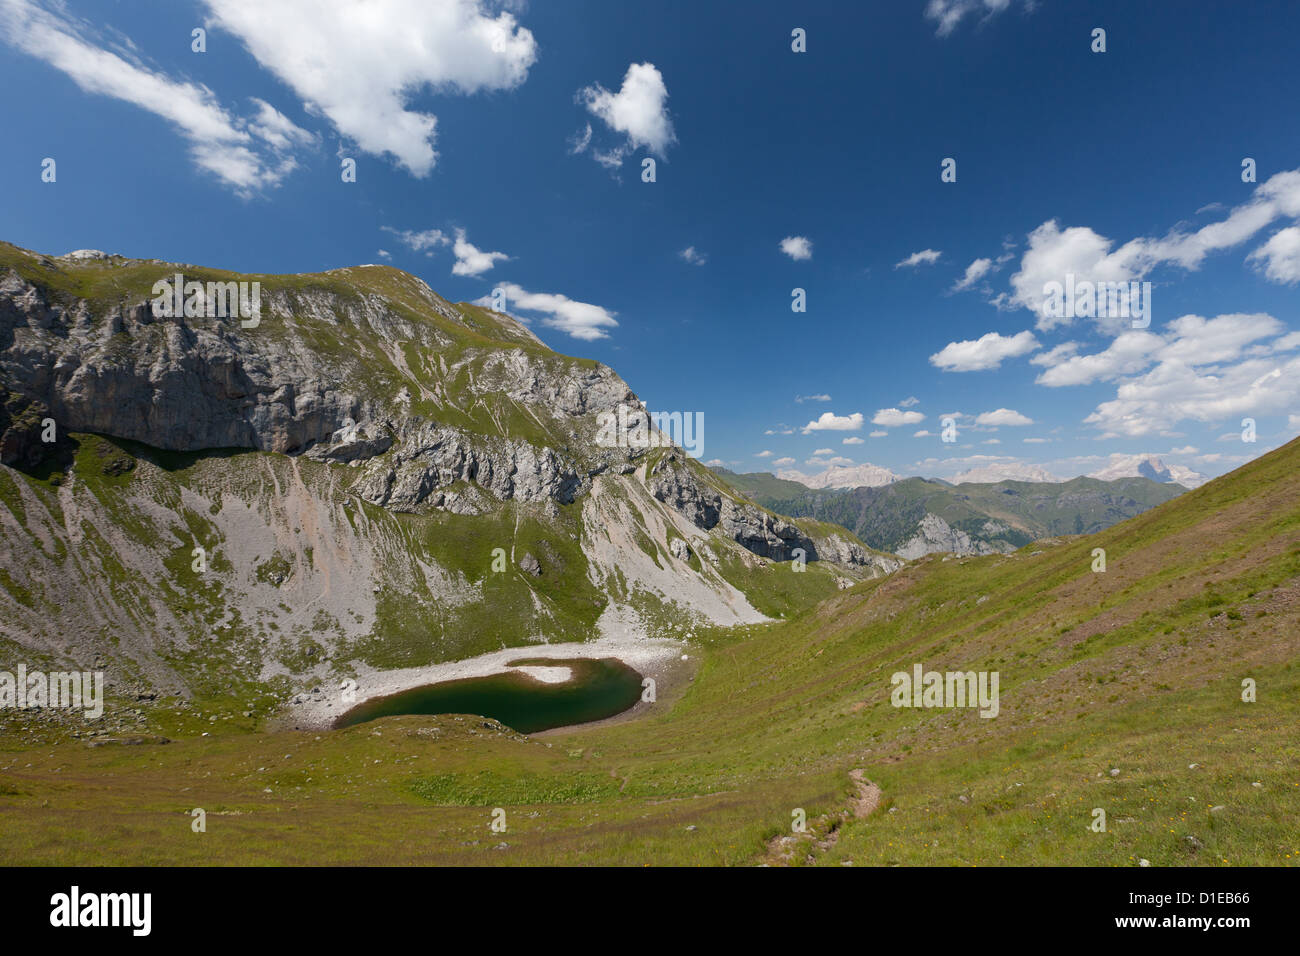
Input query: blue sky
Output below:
<box><xmin>3</xmin><ymin>0</ymin><xmax>1299</xmax><ymax>483</ymax></box>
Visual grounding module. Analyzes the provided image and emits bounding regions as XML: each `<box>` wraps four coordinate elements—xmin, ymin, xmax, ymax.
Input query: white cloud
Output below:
<box><xmin>802</xmin><ymin>411</ymin><xmax>864</xmax><ymax>433</ymax></box>
<box><xmin>772</xmin><ymin>456</ymin><xmax>796</xmax><ymax>467</ymax></box>
<box><xmin>376</xmin><ymin>249</ymin><xmax>392</xmax><ymax>260</ymax></box>
<box><xmin>872</xmin><ymin>408</ymin><xmax>926</xmax><ymax>427</ymax></box>
<box><xmin>842</xmin><ymin>436</ymin><xmax>864</xmax><ymax>445</ymax></box>
<box><xmin>679</xmin><ymin>246</ymin><xmax>707</xmax><ymax>266</ymax></box>
<box><xmin>203</xmin><ymin>0</ymin><xmax>536</xmax><ymax>177</ymax></box>
<box><xmin>381</xmin><ymin>227</ymin><xmax>452</xmax><ymax>253</ymax></box>
<box><xmin>780</xmin><ymin>236</ymin><xmax>813</xmax><ymax>261</ymax></box>
<box><xmin>812</xmin><ymin>448</ymin><xmax>834</xmax><ymax>456</ymax></box>
<box><xmin>1023</xmin><ymin>437</ymin><xmax>1049</xmax><ymax>444</ymax></box>
<box><xmin>1029</xmin><ymin>341</ymin><xmax>1080</xmax><ymax>367</ymax></box>
<box><xmin>1035</xmin><ymin>331</ymin><xmax>1164</xmax><ymax>387</ymax></box>
<box><xmin>1247</xmin><ymin>226</ymin><xmax>1300</xmax><ymax>284</ymax></box>
<box><xmin>930</xmin><ymin>330</ymin><xmax>1040</xmax><ymax>371</ymax></box>
<box><xmin>474</xmin><ymin>281</ymin><xmax>617</xmax><ymax>341</ymax></box>
<box><xmin>1005</xmin><ymin>169</ymin><xmax>1300</xmax><ymax>330</ymax></box>
<box><xmin>795</xmin><ymin>393</ymin><xmax>831</xmax><ymax>403</ymax></box>
<box><xmin>869</xmin><ymin>430</ymin><xmax>888</xmax><ymax>438</ymax></box>
<box><xmin>975</xmin><ymin>408</ymin><xmax>1034</xmax><ymax>426</ymax></box>
<box><xmin>1</xmin><ymin>0</ymin><xmax>312</xmax><ymax>192</ymax></box>
<box><xmin>899</xmin><ymin>396</ymin><xmax>920</xmax><ymax>407</ymax></box>
<box><xmin>951</xmin><ymin>257</ymin><xmax>993</xmax><ymax>292</ymax></box>
<box><xmin>913</xmin><ymin>430</ymin><xmax>933</xmax><ymax>438</ymax></box>
<box><xmin>925</xmin><ymin>0</ymin><xmax>1022</xmax><ymax>37</ymax></box>
<box><xmin>895</xmin><ymin>249</ymin><xmax>942</xmax><ymax>269</ymax></box>
<box><xmin>576</xmin><ymin>61</ymin><xmax>675</xmax><ymax>166</ymax></box>
<box><xmin>1085</xmin><ymin>353</ymin><xmax>1300</xmax><ymax>437</ymax></box>
<box><xmin>451</xmin><ymin>228</ymin><xmax>509</xmax><ymax>276</ymax></box>
<box><xmin>1036</xmin><ymin>314</ymin><xmax>1284</xmax><ymax>387</ymax></box>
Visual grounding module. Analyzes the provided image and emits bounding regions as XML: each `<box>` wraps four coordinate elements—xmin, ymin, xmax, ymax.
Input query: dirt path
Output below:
<box><xmin>762</xmin><ymin>769</ymin><xmax>881</xmax><ymax>866</ymax></box>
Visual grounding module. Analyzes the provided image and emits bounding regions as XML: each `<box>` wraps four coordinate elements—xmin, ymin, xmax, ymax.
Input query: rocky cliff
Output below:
<box><xmin>0</xmin><ymin>242</ymin><xmax>896</xmax><ymax>704</ymax></box>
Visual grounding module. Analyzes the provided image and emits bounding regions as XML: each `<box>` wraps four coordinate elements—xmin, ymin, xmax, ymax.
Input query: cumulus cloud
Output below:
<box><xmin>780</xmin><ymin>236</ymin><xmax>813</xmax><ymax>261</ymax></box>
<box><xmin>1035</xmin><ymin>314</ymin><xmax>1284</xmax><ymax>387</ymax></box>
<box><xmin>574</xmin><ymin>61</ymin><xmax>675</xmax><ymax>167</ymax></box>
<box><xmin>975</xmin><ymin>408</ymin><xmax>1034</xmax><ymax>426</ymax></box>
<box><xmin>679</xmin><ymin>246</ymin><xmax>707</xmax><ymax>266</ymax></box>
<box><xmin>1247</xmin><ymin>226</ymin><xmax>1300</xmax><ymax>284</ymax></box>
<box><xmin>795</xmin><ymin>393</ymin><xmax>831</xmax><ymax>403</ymax></box>
<box><xmin>869</xmin><ymin>430</ymin><xmax>888</xmax><ymax>438</ymax></box>
<box><xmin>842</xmin><ymin>436</ymin><xmax>864</xmax><ymax>445</ymax></box>
<box><xmin>872</xmin><ymin>408</ymin><xmax>926</xmax><ymax>427</ymax></box>
<box><xmin>1</xmin><ymin>0</ymin><xmax>313</xmax><ymax>192</ymax></box>
<box><xmin>451</xmin><ymin>228</ymin><xmax>509</xmax><ymax>276</ymax></box>
<box><xmin>1038</xmin><ymin>314</ymin><xmax>1300</xmax><ymax>437</ymax></box>
<box><xmin>203</xmin><ymin>0</ymin><xmax>536</xmax><ymax>177</ymax></box>
<box><xmin>899</xmin><ymin>396</ymin><xmax>921</xmax><ymax>407</ymax></box>
<box><xmin>1085</xmin><ymin>353</ymin><xmax>1300</xmax><ymax>438</ymax></box>
<box><xmin>1003</xmin><ymin>169</ymin><xmax>1300</xmax><ymax>330</ymax></box>
<box><xmin>772</xmin><ymin>457</ymin><xmax>796</xmax><ymax>467</ymax></box>
<box><xmin>895</xmin><ymin>249</ymin><xmax>942</xmax><ymax>269</ymax></box>
<box><xmin>801</xmin><ymin>412</ymin><xmax>864</xmax><ymax>434</ymax></box>
<box><xmin>930</xmin><ymin>330</ymin><xmax>1040</xmax><ymax>371</ymax></box>
<box><xmin>474</xmin><ymin>281</ymin><xmax>617</xmax><ymax>341</ymax></box>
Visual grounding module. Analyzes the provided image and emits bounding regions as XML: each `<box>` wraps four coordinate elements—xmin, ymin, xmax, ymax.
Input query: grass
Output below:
<box><xmin>2</xmin><ymin>437</ymin><xmax>1297</xmax><ymax>865</ymax></box>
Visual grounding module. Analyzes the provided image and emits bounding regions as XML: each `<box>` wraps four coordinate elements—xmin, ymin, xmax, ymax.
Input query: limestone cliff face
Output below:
<box><xmin>0</xmin><ymin>243</ymin><xmax>901</xmax><ymax>703</ymax></box>
<box><xmin>896</xmin><ymin>513</ymin><xmax>1003</xmax><ymax>560</ymax></box>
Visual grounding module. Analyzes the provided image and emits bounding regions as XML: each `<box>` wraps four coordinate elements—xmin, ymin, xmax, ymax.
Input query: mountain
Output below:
<box><xmin>718</xmin><ymin>470</ymin><xmax>1185</xmax><ymax>558</ymax></box>
<box><xmin>8</xmin><ymin>416</ymin><xmax>1296</xmax><ymax>865</ymax></box>
<box><xmin>950</xmin><ymin>462</ymin><xmax>1059</xmax><ymax>483</ymax></box>
<box><xmin>0</xmin><ymin>241</ymin><xmax>895</xmax><ymax>706</ymax></box>
<box><xmin>775</xmin><ymin>461</ymin><xmax>900</xmax><ymax>489</ymax></box>
<box><xmin>1089</xmin><ymin>454</ymin><xmax>1207</xmax><ymax>488</ymax></box>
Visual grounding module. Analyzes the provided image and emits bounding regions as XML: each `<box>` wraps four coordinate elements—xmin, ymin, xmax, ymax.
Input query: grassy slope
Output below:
<box><xmin>2</xmin><ymin>433</ymin><xmax>1296</xmax><ymax>865</ymax></box>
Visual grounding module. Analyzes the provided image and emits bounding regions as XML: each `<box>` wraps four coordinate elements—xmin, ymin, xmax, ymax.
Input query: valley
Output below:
<box><xmin>0</xmin><ymin>245</ymin><xmax>1295</xmax><ymax>867</ymax></box>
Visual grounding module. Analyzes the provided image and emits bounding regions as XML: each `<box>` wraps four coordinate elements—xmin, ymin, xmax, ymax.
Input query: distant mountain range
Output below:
<box><xmin>773</xmin><ymin>454</ymin><xmax>1206</xmax><ymax>492</ymax></box>
<box><xmin>1089</xmin><ymin>454</ymin><xmax>1207</xmax><ymax>488</ymax></box>
<box><xmin>714</xmin><ymin>468</ymin><xmax>1186</xmax><ymax>558</ymax></box>
<box><xmin>775</xmin><ymin>462</ymin><xmax>900</xmax><ymax>489</ymax></box>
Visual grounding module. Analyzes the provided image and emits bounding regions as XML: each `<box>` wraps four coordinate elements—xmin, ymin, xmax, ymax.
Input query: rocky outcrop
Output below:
<box><xmin>0</xmin><ymin>248</ymin><xmax>888</xmax><ymax>571</ymax></box>
<box><xmin>897</xmin><ymin>513</ymin><xmax>1003</xmax><ymax>560</ymax></box>
<box><xmin>648</xmin><ymin>453</ymin><xmax>892</xmax><ymax>569</ymax></box>
<box><xmin>352</xmin><ymin>422</ymin><xmax>584</xmax><ymax>513</ymax></box>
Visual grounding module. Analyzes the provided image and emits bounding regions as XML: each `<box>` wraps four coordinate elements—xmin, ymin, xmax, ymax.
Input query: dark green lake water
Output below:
<box><xmin>332</xmin><ymin>657</ymin><xmax>644</xmax><ymax>733</ymax></box>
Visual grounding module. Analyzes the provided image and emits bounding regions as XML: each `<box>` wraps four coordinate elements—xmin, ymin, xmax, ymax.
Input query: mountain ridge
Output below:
<box><xmin>0</xmin><ymin>241</ymin><xmax>895</xmax><ymax>709</ymax></box>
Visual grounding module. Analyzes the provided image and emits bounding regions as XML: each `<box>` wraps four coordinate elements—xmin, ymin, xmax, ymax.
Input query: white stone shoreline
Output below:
<box><xmin>284</xmin><ymin>633</ymin><xmax>684</xmax><ymax>730</ymax></box>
